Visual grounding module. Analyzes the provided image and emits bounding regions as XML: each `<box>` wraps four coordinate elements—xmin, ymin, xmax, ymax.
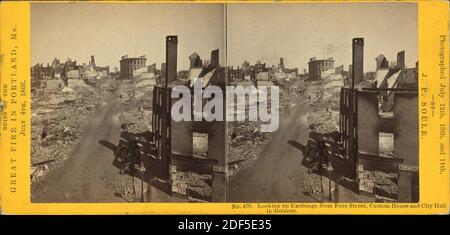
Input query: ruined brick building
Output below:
<box><xmin>337</xmin><ymin>38</ymin><xmax>419</xmax><ymax>202</ymax></box>
<box><xmin>150</xmin><ymin>36</ymin><xmax>226</xmax><ymax>202</ymax></box>
<box><xmin>120</xmin><ymin>55</ymin><xmax>147</xmax><ymax>79</ymax></box>
<box><xmin>308</xmin><ymin>57</ymin><xmax>335</xmax><ymax>80</ymax></box>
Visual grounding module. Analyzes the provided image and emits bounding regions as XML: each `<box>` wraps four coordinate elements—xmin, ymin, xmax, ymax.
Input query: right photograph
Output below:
<box><xmin>226</xmin><ymin>3</ymin><xmax>419</xmax><ymax>203</ymax></box>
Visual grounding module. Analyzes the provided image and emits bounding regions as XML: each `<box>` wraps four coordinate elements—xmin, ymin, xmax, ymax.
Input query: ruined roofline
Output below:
<box><xmin>308</xmin><ymin>58</ymin><xmax>334</xmax><ymax>64</ymax></box>
<box><xmin>120</xmin><ymin>56</ymin><xmax>147</xmax><ymax>62</ymax></box>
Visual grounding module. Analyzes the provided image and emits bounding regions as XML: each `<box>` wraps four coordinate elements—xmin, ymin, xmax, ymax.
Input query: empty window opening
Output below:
<box><xmin>379</xmin><ymin>132</ymin><xmax>394</xmax><ymax>158</ymax></box>
<box><xmin>193</xmin><ymin>132</ymin><xmax>208</xmax><ymax>158</ymax></box>
<box><xmin>378</xmin><ymin>95</ymin><xmax>394</xmax><ymax>119</ymax></box>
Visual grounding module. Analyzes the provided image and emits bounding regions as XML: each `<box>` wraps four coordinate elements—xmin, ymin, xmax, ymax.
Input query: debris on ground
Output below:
<box><xmin>112</xmin><ymin>174</ymin><xmax>136</xmax><ymax>202</ymax></box>
<box><xmin>305</xmin><ymin>73</ymin><xmax>343</xmax><ymax>135</ymax></box>
<box><xmin>227</xmin><ymin>77</ymin><xmax>306</xmax><ymax>177</ymax></box>
<box><xmin>119</xmin><ymin>77</ymin><xmax>155</xmax><ymax>134</ymax></box>
<box><xmin>359</xmin><ymin>166</ymin><xmax>398</xmax><ymax>201</ymax></box>
<box><xmin>31</xmin><ymin>78</ymin><xmax>118</xmax><ymax>188</ymax></box>
<box><xmin>171</xmin><ymin>170</ymin><xmax>213</xmax><ymax>201</ymax></box>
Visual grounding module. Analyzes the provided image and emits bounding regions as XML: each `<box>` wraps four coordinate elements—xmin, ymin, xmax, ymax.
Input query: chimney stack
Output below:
<box><xmin>397</xmin><ymin>51</ymin><xmax>405</xmax><ymax>69</ymax></box>
<box><xmin>90</xmin><ymin>55</ymin><xmax>96</xmax><ymax>67</ymax></box>
<box><xmin>210</xmin><ymin>49</ymin><xmax>219</xmax><ymax>68</ymax></box>
<box><xmin>352</xmin><ymin>38</ymin><xmax>364</xmax><ymax>88</ymax></box>
<box><xmin>165</xmin><ymin>35</ymin><xmax>178</xmax><ymax>86</ymax></box>
<box><xmin>280</xmin><ymin>57</ymin><xmax>285</xmax><ymax>69</ymax></box>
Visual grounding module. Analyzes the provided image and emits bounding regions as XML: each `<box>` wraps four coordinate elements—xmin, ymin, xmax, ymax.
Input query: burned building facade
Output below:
<box><xmin>120</xmin><ymin>55</ymin><xmax>147</xmax><ymax>79</ymax></box>
<box><xmin>337</xmin><ymin>38</ymin><xmax>419</xmax><ymax>202</ymax></box>
<box><xmin>308</xmin><ymin>57</ymin><xmax>334</xmax><ymax>80</ymax></box>
<box><xmin>62</xmin><ymin>58</ymin><xmax>80</xmax><ymax>79</ymax></box>
<box><xmin>31</xmin><ymin>63</ymin><xmax>53</xmax><ymax>80</ymax></box>
<box><xmin>32</xmin><ymin>55</ymin><xmax>111</xmax><ymax>83</ymax></box>
<box><xmin>227</xmin><ymin>57</ymin><xmax>298</xmax><ymax>85</ymax></box>
<box><xmin>227</xmin><ymin>66</ymin><xmax>243</xmax><ymax>83</ymax></box>
<box><xmin>150</xmin><ymin>36</ymin><xmax>226</xmax><ymax>202</ymax></box>
<box><xmin>375</xmin><ymin>51</ymin><xmax>418</xmax><ymax>91</ymax></box>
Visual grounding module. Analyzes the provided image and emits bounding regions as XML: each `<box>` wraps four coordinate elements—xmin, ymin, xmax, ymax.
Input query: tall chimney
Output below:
<box><xmin>352</xmin><ymin>38</ymin><xmax>364</xmax><ymax>88</ymax></box>
<box><xmin>210</xmin><ymin>49</ymin><xmax>219</xmax><ymax>68</ymax></box>
<box><xmin>165</xmin><ymin>35</ymin><xmax>178</xmax><ymax>86</ymax></box>
<box><xmin>280</xmin><ymin>57</ymin><xmax>285</xmax><ymax>69</ymax></box>
<box><xmin>397</xmin><ymin>51</ymin><xmax>405</xmax><ymax>69</ymax></box>
<box><xmin>90</xmin><ymin>55</ymin><xmax>96</xmax><ymax>67</ymax></box>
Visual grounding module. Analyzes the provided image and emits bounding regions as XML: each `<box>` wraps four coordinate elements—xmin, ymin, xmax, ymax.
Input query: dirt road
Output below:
<box><xmin>228</xmin><ymin>98</ymin><xmax>316</xmax><ymax>202</ymax></box>
<box><xmin>32</xmin><ymin>93</ymin><xmax>124</xmax><ymax>203</ymax></box>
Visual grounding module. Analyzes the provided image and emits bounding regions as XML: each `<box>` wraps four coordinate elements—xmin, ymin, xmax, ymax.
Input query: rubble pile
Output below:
<box><xmin>119</xmin><ymin>78</ymin><xmax>154</xmax><ymax>135</ymax></box>
<box><xmin>305</xmin><ymin>74</ymin><xmax>344</xmax><ymax>134</ymax></box>
<box><xmin>278</xmin><ymin>79</ymin><xmax>306</xmax><ymax>111</ymax></box>
<box><xmin>374</xmin><ymin>171</ymin><xmax>398</xmax><ymax>199</ymax></box>
<box><xmin>31</xmin><ymin>78</ymin><xmax>118</xmax><ymax>185</ymax></box>
<box><xmin>112</xmin><ymin>174</ymin><xmax>136</xmax><ymax>202</ymax></box>
<box><xmin>230</xmin><ymin>122</ymin><xmax>268</xmax><ymax>148</ymax></box>
<box><xmin>307</xmin><ymin>107</ymin><xmax>340</xmax><ymax>134</ymax></box>
<box><xmin>228</xmin><ymin>121</ymin><xmax>270</xmax><ymax>176</ymax></box>
<box><xmin>359</xmin><ymin>167</ymin><xmax>398</xmax><ymax>201</ymax></box>
<box><xmin>120</xmin><ymin>86</ymin><xmax>136</xmax><ymax>105</ymax></box>
<box><xmin>120</xmin><ymin>77</ymin><xmax>154</xmax><ymax>106</ymax></box>
<box><xmin>303</xmin><ymin>173</ymin><xmax>323</xmax><ymax>195</ymax></box>
<box><xmin>227</xmin><ymin>78</ymin><xmax>305</xmax><ymax>177</ymax></box>
<box><xmin>99</xmin><ymin>78</ymin><xmax>118</xmax><ymax>92</ymax></box>
<box><xmin>171</xmin><ymin>168</ymin><xmax>213</xmax><ymax>201</ymax></box>
<box><xmin>119</xmin><ymin>109</ymin><xmax>152</xmax><ymax>134</ymax></box>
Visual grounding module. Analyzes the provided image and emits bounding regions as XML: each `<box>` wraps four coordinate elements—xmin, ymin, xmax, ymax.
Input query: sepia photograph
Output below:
<box><xmin>30</xmin><ymin>3</ymin><xmax>226</xmax><ymax>202</ymax></box>
<box><xmin>226</xmin><ymin>3</ymin><xmax>419</xmax><ymax>203</ymax></box>
<box><xmin>30</xmin><ymin>2</ymin><xmax>419</xmax><ymax>204</ymax></box>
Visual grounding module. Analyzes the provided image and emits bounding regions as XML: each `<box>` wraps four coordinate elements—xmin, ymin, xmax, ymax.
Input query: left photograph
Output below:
<box><xmin>30</xmin><ymin>3</ymin><xmax>227</xmax><ymax>203</ymax></box>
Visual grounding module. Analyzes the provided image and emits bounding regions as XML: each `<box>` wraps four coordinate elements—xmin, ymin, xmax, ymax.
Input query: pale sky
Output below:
<box><xmin>32</xmin><ymin>2</ymin><xmax>417</xmax><ymax>73</ymax></box>
<box><xmin>227</xmin><ymin>3</ymin><xmax>418</xmax><ymax>72</ymax></box>
<box><xmin>31</xmin><ymin>3</ymin><xmax>226</xmax><ymax>71</ymax></box>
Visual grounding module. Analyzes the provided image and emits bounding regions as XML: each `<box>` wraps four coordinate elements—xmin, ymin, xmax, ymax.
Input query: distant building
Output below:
<box><xmin>119</xmin><ymin>55</ymin><xmax>147</xmax><ymax>79</ymax></box>
<box><xmin>284</xmin><ymin>68</ymin><xmax>298</xmax><ymax>77</ymax></box>
<box><xmin>227</xmin><ymin>66</ymin><xmax>242</xmax><ymax>83</ymax></box>
<box><xmin>95</xmin><ymin>66</ymin><xmax>110</xmax><ymax>77</ymax></box>
<box><xmin>254</xmin><ymin>62</ymin><xmax>267</xmax><ymax>74</ymax></box>
<box><xmin>51</xmin><ymin>58</ymin><xmax>63</xmax><ymax>78</ymax></box>
<box><xmin>241</xmin><ymin>61</ymin><xmax>251</xmax><ymax>72</ymax></box>
<box><xmin>78</xmin><ymin>55</ymin><xmax>109</xmax><ymax>79</ymax></box>
<box><xmin>62</xmin><ymin>58</ymin><xmax>79</xmax><ymax>79</ymax></box>
<box><xmin>31</xmin><ymin>63</ymin><xmax>52</xmax><ymax>80</ymax></box>
<box><xmin>308</xmin><ymin>57</ymin><xmax>334</xmax><ymax>80</ymax></box>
